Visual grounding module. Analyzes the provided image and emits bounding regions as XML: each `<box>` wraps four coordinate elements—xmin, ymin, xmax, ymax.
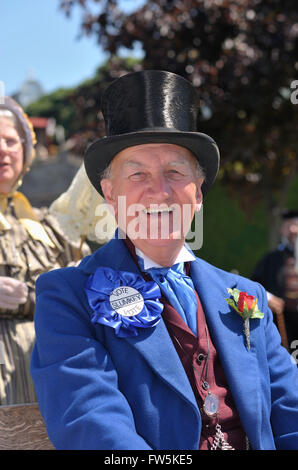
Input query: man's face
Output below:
<box><xmin>281</xmin><ymin>218</ymin><xmax>298</xmax><ymax>246</ymax></box>
<box><xmin>101</xmin><ymin>143</ymin><xmax>203</xmax><ymax>255</ymax></box>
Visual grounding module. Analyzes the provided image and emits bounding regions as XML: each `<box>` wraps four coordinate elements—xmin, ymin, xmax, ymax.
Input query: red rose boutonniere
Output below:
<box><xmin>225</xmin><ymin>288</ymin><xmax>264</xmax><ymax>349</ymax></box>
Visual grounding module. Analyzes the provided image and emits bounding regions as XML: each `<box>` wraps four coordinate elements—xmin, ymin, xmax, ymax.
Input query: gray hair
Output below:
<box><xmin>100</xmin><ymin>164</ymin><xmax>112</xmax><ymax>181</ymax></box>
<box><xmin>0</xmin><ymin>96</ymin><xmax>36</xmax><ymax>176</ymax></box>
<box><xmin>194</xmin><ymin>160</ymin><xmax>206</xmax><ymax>180</ymax></box>
<box><xmin>0</xmin><ymin>109</ymin><xmax>24</xmax><ymax>142</ymax></box>
<box><xmin>0</xmin><ymin>109</ymin><xmax>18</xmax><ymax>126</ymax></box>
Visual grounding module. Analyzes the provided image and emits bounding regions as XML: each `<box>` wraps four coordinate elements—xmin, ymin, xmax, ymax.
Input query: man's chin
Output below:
<box><xmin>130</xmin><ymin>232</ymin><xmax>185</xmax><ymax>248</ymax></box>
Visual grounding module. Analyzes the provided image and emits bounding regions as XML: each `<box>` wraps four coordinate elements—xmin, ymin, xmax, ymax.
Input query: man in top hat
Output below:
<box><xmin>31</xmin><ymin>70</ymin><xmax>298</xmax><ymax>450</ymax></box>
<box><xmin>252</xmin><ymin>210</ymin><xmax>298</xmax><ymax>351</ymax></box>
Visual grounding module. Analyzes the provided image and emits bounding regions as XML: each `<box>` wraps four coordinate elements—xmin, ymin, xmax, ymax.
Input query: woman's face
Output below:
<box><xmin>0</xmin><ymin>117</ymin><xmax>24</xmax><ymax>194</ymax></box>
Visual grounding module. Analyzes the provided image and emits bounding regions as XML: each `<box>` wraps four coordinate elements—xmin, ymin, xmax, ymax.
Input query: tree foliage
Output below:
<box><xmin>49</xmin><ymin>0</ymin><xmax>298</xmax><ymax>245</ymax></box>
<box><xmin>26</xmin><ymin>56</ymin><xmax>142</xmax><ymax>152</ymax></box>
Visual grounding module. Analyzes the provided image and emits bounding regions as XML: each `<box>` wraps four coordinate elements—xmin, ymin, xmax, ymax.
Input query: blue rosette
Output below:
<box><xmin>85</xmin><ymin>266</ymin><xmax>164</xmax><ymax>337</ymax></box>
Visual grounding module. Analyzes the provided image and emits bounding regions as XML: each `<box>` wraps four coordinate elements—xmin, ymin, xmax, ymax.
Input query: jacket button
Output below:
<box><xmin>197</xmin><ymin>353</ymin><xmax>205</xmax><ymax>364</ymax></box>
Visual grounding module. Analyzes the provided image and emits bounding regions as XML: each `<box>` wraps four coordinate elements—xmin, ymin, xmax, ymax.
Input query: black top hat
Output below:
<box><xmin>84</xmin><ymin>70</ymin><xmax>220</xmax><ymax>195</ymax></box>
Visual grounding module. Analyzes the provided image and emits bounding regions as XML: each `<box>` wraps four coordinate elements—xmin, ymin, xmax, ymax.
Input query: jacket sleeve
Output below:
<box><xmin>259</xmin><ymin>283</ymin><xmax>298</xmax><ymax>450</ymax></box>
<box><xmin>30</xmin><ymin>268</ymin><xmax>152</xmax><ymax>450</ymax></box>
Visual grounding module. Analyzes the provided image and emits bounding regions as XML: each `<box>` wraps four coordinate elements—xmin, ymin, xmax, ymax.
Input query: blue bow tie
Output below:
<box><xmin>137</xmin><ymin>257</ymin><xmax>198</xmax><ymax>336</ymax></box>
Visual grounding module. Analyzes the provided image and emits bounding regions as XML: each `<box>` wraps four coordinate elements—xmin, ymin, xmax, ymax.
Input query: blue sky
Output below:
<box><xmin>0</xmin><ymin>0</ymin><xmax>145</xmax><ymax>97</ymax></box>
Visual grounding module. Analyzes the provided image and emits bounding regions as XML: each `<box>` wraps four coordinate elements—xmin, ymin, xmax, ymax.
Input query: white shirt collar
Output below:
<box><xmin>135</xmin><ymin>245</ymin><xmax>196</xmax><ymax>270</ymax></box>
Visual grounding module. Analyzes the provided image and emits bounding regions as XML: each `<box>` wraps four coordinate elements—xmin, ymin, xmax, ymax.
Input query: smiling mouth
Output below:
<box><xmin>143</xmin><ymin>206</ymin><xmax>175</xmax><ymax>215</ymax></box>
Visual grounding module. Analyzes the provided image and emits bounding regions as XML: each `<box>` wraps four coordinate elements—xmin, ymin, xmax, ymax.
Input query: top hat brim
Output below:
<box><xmin>84</xmin><ymin>129</ymin><xmax>220</xmax><ymax>197</ymax></box>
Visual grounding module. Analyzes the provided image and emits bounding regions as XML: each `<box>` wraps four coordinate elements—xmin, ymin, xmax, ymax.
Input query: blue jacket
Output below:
<box><xmin>31</xmin><ymin>237</ymin><xmax>298</xmax><ymax>450</ymax></box>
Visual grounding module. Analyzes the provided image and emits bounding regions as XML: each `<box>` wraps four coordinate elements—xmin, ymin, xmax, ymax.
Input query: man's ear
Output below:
<box><xmin>195</xmin><ymin>179</ymin><xmax>203</xmax><ymax>212</ymax></box>
<box><xmin>100</xmin><ymin>179</ymin><xmax>116</xmax><ymax>210</ymax></box>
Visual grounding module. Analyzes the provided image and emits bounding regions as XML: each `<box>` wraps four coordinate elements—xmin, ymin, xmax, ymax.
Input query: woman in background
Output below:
<box><xmin>0</xmin><ymin>96</ymin><xmax>91</xmax><ymax>405</ymax></box>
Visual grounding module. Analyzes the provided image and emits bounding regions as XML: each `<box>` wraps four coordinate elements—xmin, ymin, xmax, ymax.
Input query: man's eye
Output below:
<box><xmin>129</xmin><ymin>172</ymin><xmax>146</xmax><ymax>181</ymax></box>
<box><xmin>167</xmin><ymin>170</ymin><xmax>183</xmax><ymax>179</ymax></box>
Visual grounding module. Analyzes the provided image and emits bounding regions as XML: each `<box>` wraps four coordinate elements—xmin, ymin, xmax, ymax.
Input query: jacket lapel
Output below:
<box><xmin>190</xmin><ymin>258</ymin><xmax>263</xmax><ymax>449</ymax></box>
<box><xmin>81</xmin><ymin>237</ymin><xmax>200</xmax><ymax>416</ymax></box>
<box><xmin>125</xmin><ymin>314</ymin><xmax>200</xmax><ymax>413</ymax></box>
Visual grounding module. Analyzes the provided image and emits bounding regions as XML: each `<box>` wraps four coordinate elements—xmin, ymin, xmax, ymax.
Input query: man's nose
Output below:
<box><xmin>148</xmin><ymin>174</ymin><xmax>172</xmax><ymax>199</ymax></box>
<box><xmin>289</xmin><ymin>222</ymin><xmax>298</xmax><ymax>233</ymax></box>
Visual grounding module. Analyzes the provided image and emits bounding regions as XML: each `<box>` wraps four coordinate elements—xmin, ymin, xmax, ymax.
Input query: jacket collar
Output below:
<box><xmin>80</xmin><ymin>235</ymin><xmax>139</xmax><ymax>275</ymax></box>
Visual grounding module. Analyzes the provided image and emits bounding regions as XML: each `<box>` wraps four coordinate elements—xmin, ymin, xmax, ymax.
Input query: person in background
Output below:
<box><xmin>0</xmin><ymin>97</ymin><xmax>90</xmax><ymax>405</ymax></box>
<box><xmin>31</xmin><ymin>70</ymin><xmax>298</xmax><ymax>450</ymax></box>
<box><xmin>252</xmin><ymin>210</ymin><xmax>298</xmax><ymax>351</ymax></box>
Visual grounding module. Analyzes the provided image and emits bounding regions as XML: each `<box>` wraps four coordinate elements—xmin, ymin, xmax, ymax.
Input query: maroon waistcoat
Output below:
<box><xmin>161</xmin><ymin>291</ymin><xmax>247</xmax><ymax>450</ymax></box>
<box><xmin>124</xmin><ymin>239</ymin><xmax>247</xmax><ymax>450</ymax></box>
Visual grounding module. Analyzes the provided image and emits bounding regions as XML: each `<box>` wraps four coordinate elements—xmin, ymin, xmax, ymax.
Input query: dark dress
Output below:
<box><xmin>252</xmin><ymin>243</ymin><xmax>298</xmax><ymax>349</ymax></box>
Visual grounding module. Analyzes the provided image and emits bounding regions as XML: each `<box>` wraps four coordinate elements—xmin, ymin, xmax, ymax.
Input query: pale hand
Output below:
<box><xmin>268</xmin><ymin>295</ymin><xmax>285</xmax><ymax>316</ymax></box>
<box><xmin>0</xmin><ymin>277</ymin><xmax>28</xmax><ymax>310</ymax></box>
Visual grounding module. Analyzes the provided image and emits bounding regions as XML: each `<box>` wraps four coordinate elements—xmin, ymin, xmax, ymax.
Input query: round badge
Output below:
<box><xmin>109</xmin><ymin>286</ymin><xmax>144</xmax><ymax>317</ymax></box>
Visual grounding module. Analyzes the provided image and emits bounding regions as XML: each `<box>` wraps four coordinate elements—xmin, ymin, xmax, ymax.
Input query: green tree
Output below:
<box><xmin>58</xmin><ymin>0</ymin><xmax>298</xmax><ymax>247</ymax></box>
<box><xmin>26</xmin><ymin>56</ymin><xmax>141</xmax><ymax>152</ymax></box>
<box><xmin>25</xmin><ymin>0</ymin><xmax>297</xmax><ymax>254</ymax></box>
